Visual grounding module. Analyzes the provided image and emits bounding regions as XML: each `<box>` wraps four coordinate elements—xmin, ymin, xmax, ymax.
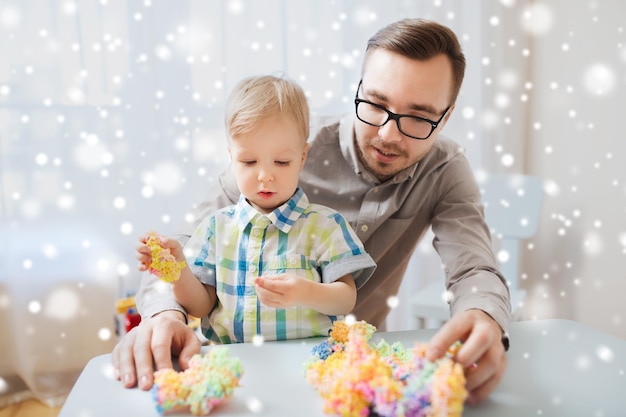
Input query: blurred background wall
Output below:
<box><xmin>1</xmin><ymin>0</ymin><xmax>624</xmax><ymax>406</ymax></box>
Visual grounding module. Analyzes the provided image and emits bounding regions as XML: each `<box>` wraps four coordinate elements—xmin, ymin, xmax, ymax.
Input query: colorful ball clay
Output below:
<box><xmin>146</xmin><ymin>231</ymin><xmax>186</xmax><ymax>283</ymax></box>
<box><xmin>152</xmin><ymin>347</ymin><xmax>243</xmax><ymax>416</ymax></box>
<box><xmin>305</xmin><ymin>320</ymin><xmax>468</xmax><ymax>417</ymax></box>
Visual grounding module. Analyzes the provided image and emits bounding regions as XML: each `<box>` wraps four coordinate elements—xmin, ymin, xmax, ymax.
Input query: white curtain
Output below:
<box><xmin>0</xmin><ymin>0</ymin><xmax>490</xmax><ymax>405</ymax></box>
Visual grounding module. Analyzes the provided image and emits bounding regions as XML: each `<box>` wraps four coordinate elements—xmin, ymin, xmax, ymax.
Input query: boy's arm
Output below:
<box><xmin>172</xmin><ymin>266</ymin><xmax>217</xmax><ymax>318</ymax></box>
<box><xmin>254</xmin><ymin>274</ymin><xmax>356</xmax><ymax>315</ymax></box>
<box><xmin>158</xmin><ymin>221</ymin><xmax>218</xmax><ymax>319</ymax></box>
<box><xmin>136</xmin><ymin>170</ymin><xmax>239</xmax><ymax>320</ymax></box>
<box><xmin>135</xmin><ymin>233</ymin><xmax>192</xmax><ymax>321</ymax></box>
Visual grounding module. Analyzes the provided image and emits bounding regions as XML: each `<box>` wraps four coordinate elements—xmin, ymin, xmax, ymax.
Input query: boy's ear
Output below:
<box><xmin>300</xmin><ymin>143</ymin><xmax>310</xmax><ymax>168</ymax></box>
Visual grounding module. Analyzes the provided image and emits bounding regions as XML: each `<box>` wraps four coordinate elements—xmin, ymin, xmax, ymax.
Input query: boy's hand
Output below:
<box><xmin>154</xmin><ymin>235</ymin><xmax>185</xmax><ymax>261</ymax></box>
<box><xmin>135</xmin><ymin>233</ymin><xmax>185</xmax><ymax>272</ymax></box>
<box><xmin>254</xmin><ymin>274</ymin><xmax>304</xmax><ymax>308</ymax></box>
<box><xmin>135</xmin><ymin>233</ymin><xmax>153</xmax><ymax>271</ymax></box>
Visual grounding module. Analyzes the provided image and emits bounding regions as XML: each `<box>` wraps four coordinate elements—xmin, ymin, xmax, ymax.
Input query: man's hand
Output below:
<box><xmin>111</xmin><ymin>310</ymin><xmax>201</xmax><ymax>390</ymax></box>
<box><xmin>426</xmin><ymin>309</ymin><xmax>507</xmax><ymax>405</ymax></box>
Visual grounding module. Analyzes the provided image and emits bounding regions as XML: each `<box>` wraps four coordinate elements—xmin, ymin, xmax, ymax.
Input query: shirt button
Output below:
<box><xmin>361</xmin><ymin>224</ymin><xmax>369</xmax><ymax>232</ymax></box>
<box><xmin>249</xmin><ymin>265</ymin><xmax>256</xmax><ymax>272</ymax></box>
<box><xmin>245</xmin><ymin>305</ymin><xmax>253</xmax><ymax>313</ymax></box>
<box><xmin>253</xmin><ymin>229</ymin><xmax>261</xmax><ymax>236</ymax></box>
<box><xmin>289</xmin><ymin>258</ymin><xmax>297</xmax><ymax>265</ymax></box>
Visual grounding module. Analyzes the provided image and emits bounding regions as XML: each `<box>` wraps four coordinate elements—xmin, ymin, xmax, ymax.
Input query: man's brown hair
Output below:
<box><xmin>363</xmin><ymin>18</ymin><xmax>466</xmax><ymax>104</ymax></box>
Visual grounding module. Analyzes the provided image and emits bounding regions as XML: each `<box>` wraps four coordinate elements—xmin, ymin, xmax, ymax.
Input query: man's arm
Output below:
<box><xmin>112</xmin><ymin>169</ymin><xmax>239</xmax><ymax>390</ymax></box>
<box><xmin>430</xmin><ymin>152</ymin><xmax>511</xmax><ymax>332</ymax></box>
<box><xmin>135</xmin><ymin>269</ymin><xmax>190</xmax><ymax>321</ymax></box>
<box><xmin>427</xmin><ymin>150</ymin><xmax>511</xmax><ymax>404</ymax></box>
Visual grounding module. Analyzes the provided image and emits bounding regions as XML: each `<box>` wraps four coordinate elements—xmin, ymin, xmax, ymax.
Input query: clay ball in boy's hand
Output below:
<box><xmin>146</xmin><ymin>232</ymin><xmax>186</xmax><ymax>283</ymax></box>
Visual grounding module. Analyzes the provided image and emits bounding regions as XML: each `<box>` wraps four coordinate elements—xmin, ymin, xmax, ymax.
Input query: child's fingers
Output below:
<box><xmin>254</xmin><ymin>286</ymin><xmax>280</xmax><ymax>307</ymax></box>
<box><xmin>156</xmin><ymin>237</ymin><xmax>182</xmax><ymax>253</ymax></box>
<box><xmin>160</xmin><ymin>239</ymin><xmax>187</xmax><ymax>262</ymax></box>
<box><xmin>159</xmin><ymin>238</ymin><xmax>178</xmax><ymax>249</ymax></box>
<box><xmin>138</xmin><ymin>232</ymin><xmax>151</xmax><ymax>244</ymax></box>
<box><xmin>135</xmin><ymin>248</ymin><xmax>151</xmax><ymax>262</ymax></box>
<box><xmin>255</xmin><ymin>277</ymin><xmax>282</xmax><ymax>293</ymax></box>
<box><xmin>135</xmin><ymin>245</ymin><xmax>150</xmax><ymax>256</ymax></box>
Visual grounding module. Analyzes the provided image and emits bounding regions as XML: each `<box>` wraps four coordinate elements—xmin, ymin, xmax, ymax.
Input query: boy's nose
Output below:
<box><xmin>258</xmin><ymin>169</ymin><xmax>273</xmax><ymax>182</ymax></box>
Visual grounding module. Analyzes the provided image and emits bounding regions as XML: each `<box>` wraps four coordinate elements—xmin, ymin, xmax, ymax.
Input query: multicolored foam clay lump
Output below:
<box><xmin>305</xmin><ymin>320</ymin><xmax>468</xmax><ymax>417</ymax></box>
<box><xmin>146</xmin><ymin>231</ymin><xmax>186</xmax><ymax>283</ymax></box>
<box><xmin>151</xmin><ymin>347</ymin><xmax>243</xmax><ymax>416</ymax></box>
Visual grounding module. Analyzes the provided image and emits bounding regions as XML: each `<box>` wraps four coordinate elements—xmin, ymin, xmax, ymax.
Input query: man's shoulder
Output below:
<box><xmin>303</xmin><ymin>201</ymin><xmax>340</xmax><ymax>215</ymax></box>
<box><xmin>308</xmin><ymin>113</ymin><xmax>346</xmax><ymax>146</ymax></box>
<box><xmin>423</xmin><ymin>135</ymin><xmax>469</xmax><ymax>168</ymax></box>
<box><xmin>211</xmin><ymin>202</ymin><xmax>240</xmax><ymax>220</ymax></box>
<box><xmin>404</xmin><ymin>135</ymin><xmax>473</xmax><ymax>191</ymax></box>
<box><xmin>432</xmin><ymin>135</ymin><xmax>464</xmax><ymax>156</ymax></box>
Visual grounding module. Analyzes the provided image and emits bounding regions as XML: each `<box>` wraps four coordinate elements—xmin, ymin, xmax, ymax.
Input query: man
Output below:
<box><xmin>113</xmin><ymin>18</ymin><xmax>510</xmax><ymax>405</ymax></box>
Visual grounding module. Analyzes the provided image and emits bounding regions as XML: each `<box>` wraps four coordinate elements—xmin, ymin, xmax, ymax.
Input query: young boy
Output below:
<box><xmin>138</xmin><ymin>75</ymin><xmax>375</xmax><ymax>344</ymax></box>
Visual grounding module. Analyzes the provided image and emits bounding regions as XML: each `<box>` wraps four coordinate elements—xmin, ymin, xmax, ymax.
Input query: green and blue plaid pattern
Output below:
<box><xmin>186</xmin><ymin>187</ymin><xmax>375</xmax><ymax>344</ymax></box>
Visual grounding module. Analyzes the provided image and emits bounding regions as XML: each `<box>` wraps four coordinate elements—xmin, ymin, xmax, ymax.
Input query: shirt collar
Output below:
<box><xmin>235</xmin><ymin>187</ymin><xmax>308</xmax><ymax>233</ymax></box>
<box><xmin>339</xmin><ymin>113</ymin><xmax>419</xmax><ymax>185</ymax></box>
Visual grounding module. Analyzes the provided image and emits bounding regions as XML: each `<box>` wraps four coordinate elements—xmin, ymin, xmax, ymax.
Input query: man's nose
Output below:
<box><xmin>378</xmin><ymin>119</ymin><xmax>404</xmax><ymax>143</ymax></box>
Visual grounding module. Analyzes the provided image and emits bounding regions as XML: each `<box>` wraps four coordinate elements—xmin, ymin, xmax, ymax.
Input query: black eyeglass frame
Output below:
<box><xmin>354</xmin><ymin>80</ymin><xmax>451</xmax><ymax>140</ymax></box>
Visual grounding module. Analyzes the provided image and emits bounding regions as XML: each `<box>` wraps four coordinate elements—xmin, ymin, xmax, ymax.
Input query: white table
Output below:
<box><xmin>59</xmin><ymin>319</ymin><xmax>626</xmax><ymax>416</ymax></box>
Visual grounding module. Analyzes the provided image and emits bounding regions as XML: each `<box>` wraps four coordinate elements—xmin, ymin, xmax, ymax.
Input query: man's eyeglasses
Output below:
<box><xmin>354</xmin><ymin>80</ymin><xmax>450</xmax><ymax>140</ymax></box>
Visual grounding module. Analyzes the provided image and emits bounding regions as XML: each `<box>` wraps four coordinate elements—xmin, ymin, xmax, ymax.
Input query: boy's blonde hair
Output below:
<box><xmin>225</xmin><ymin>74</ymin><xmax>309</xmax><ymax>142</ymax></box>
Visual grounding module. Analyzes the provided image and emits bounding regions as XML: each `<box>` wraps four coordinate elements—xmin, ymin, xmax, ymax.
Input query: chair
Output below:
<box><xmin>410</xmin><ymin>173</ymin><xmax>544</xmax><ymax>328</ymax></box>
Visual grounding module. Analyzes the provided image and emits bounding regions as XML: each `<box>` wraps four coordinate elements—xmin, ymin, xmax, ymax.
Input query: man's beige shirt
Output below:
<box><xmin>137</xmin><ymin>113</ymin><xmax>511</xmax><ymax>333</ymax></box>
